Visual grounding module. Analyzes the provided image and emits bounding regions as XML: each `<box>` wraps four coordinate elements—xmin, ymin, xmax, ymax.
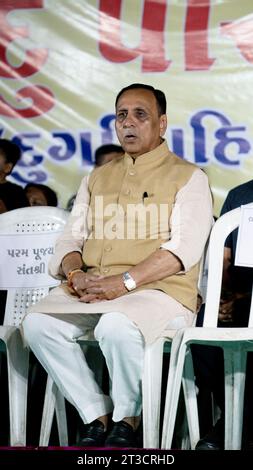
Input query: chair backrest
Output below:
<box><xmin>203</xmin><ymin>204</ymin><xmax>253</xmax><ymax>328</ymax></box>
<box><xmin>198</xmin><ymin>218</ymin><xmax>216</xmax><ymax>303</ymax></box>
<box><xmin>0</xmin><ymin>206</ymin><xmax>69</xmax><ymax>327</ymax></box>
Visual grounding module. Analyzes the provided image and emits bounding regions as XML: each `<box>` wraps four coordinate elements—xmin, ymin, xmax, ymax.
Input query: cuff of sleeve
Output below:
<box><xmin>159</xmin><ymin>243</ymin><xmax>188</xmax><ymax>273</ymax></box>
<box><xmin>49</xmin><ymin>248</ymin><xmax>82</xmax><ymax>279</ymax></box>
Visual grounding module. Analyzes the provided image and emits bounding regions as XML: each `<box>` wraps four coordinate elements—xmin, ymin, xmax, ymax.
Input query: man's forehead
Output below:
<box><xmin>116</xmin><ymin>88</ymin><xmax>156</xmax><ymax>109</ymax></box>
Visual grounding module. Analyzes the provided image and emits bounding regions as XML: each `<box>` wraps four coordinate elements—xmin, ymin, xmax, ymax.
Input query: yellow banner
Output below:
<box><xmin>0</xmin><ymin>0</ymin><xmax>253</xmax><ymax>215</ymax></box>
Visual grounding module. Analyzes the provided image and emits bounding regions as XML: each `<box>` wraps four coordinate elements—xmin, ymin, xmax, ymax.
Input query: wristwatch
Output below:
<box><xmin>122</xmin><ymin>272</ymin><xmax>136</xmax><ymax>291</ymax></box>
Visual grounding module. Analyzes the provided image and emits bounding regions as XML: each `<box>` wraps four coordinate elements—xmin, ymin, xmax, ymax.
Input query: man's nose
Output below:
<box><xmin>123</xmin><ymin>114</ymin><xmax>135</xmax><ymax>127</ymax></box>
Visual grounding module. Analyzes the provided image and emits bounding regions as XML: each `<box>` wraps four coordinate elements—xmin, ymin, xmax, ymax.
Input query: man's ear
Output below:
<box><xmin>159</xmin><ymin>115</ymin><xmax>167</xmax><ymax>136</ymax></box>
<box><xmin>4</xmin><ymin>162</ymin><xmax>13</xmax><ymax>175</ymax></box>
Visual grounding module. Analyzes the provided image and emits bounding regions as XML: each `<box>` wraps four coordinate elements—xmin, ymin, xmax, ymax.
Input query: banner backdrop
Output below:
<box><xmin>0</xmin><ymin>0</ymin><xmax>253</xmax><ymax>215</ymax></box>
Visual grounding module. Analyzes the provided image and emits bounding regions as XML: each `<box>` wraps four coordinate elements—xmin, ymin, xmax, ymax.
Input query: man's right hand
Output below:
<box><xmin>67</xmin><ymin>270</ymin><xmax>103</xmax><ymax>300</ymax></box>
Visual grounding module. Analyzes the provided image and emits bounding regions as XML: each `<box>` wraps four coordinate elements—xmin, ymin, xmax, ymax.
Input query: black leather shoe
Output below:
<box><xmin>195</xmin><ymin>417</ymin><xmax>224</xmax><ymax>450</ymax></box>
<box><xmin>76</xmin><ymin>419</ymin><xmax>107</xmax><ymax>447</ymax></box>
<box><xmin>105</xmin><ymin>421</ymin><xmax>138</xmax><ymax>448</ymax></box>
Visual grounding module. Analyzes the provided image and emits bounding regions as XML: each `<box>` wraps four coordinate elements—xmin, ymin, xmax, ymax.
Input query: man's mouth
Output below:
<box><xmin>124</xmin><ymin>134</ymin><xmax>137</xmax><ymax>141</ymax></box>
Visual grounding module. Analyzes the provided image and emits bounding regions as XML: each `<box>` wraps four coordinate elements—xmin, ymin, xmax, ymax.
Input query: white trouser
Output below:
<box><xmin>22</xmin><ymin>311</ymin><xmax>145</xmax><ymax>423</ymax></box>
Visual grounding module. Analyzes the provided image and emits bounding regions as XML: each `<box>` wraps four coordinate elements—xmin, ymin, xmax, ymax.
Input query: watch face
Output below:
<box><xmin>123</xmin><ymin>273</ymin><xmax>136</xmax><ymax>291</ymax></box>
<box><xmin>126</xmin><ymin>279</ymin><xmax>135</xmax><ymax>290</ymax></box>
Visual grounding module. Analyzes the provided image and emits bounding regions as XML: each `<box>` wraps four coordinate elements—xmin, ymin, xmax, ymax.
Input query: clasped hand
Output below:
<box><xmin>218</xmin><ymin>296</ymin><xmax>235</xmax><ymax>322</ymax></box>
<box><xmin>67</xmin><ymin>271</ymin><xmax>127</xmax><ymax>303</ymax></box>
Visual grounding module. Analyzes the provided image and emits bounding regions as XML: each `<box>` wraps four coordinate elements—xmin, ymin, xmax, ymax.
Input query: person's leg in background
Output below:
<box><xmin>191</xmin><ymin>304</ymin><xmax>225</xmax><ymax>450</ymax></box>
<box><xmin>233</xmin><ymin>296</ymin><xmax>253</xmax><ymax>449</ymax></box>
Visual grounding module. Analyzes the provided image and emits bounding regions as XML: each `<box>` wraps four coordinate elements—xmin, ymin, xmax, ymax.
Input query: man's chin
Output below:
<box><xmin>122</xmin><ymin>144</ymin><xmax>141</xmax><ymax>156</ymax></box>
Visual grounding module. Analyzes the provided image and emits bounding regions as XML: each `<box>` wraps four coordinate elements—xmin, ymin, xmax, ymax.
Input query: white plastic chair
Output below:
<box><xmin>161</xmin><ymin>205</ymin><xmax>253</xmax><ymax>450</ymax></box>
<box><xmin>0</xmin><ymin>206</ymin><xmax>69</xmax><ymax>446</ymax></box>
<box><xmin>141</xmin><ymin>240</ymin><xmax>209</xmax><ymax>449</ymax></box>
<box><xmin>40</xmin><ymin>263</ymin><xmax>206</xmax><ymax>448</ymax></box>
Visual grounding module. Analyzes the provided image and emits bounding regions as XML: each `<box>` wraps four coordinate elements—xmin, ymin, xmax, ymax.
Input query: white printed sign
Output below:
<box><xmin>0</xmin><ymin>231</ymin><xmax>61</xmax><ymax>288</ymax></box>
<box><xmin>235</xmin><ymin>205</ymin><xmax>253</xmax><ymax>268</ymax></box>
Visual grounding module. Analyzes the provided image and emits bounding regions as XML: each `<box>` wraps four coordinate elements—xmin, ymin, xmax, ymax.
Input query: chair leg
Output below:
<box><xmin>224</xmin><ymin>348</ymin><xmax>246</xmax><ymax>450</ymax></box>
<box><xmin>142</xmin><ymin>338</ymin><xmax>166</xmax><ymax>448</ymax></box>
<box><xmin>171</xmin><ymin>389</ymin><xmax>190</xmax><ymax>449</ymax></box>
<box><xmin>211</xmin><ymin>393</ymin><xmax>221</xmax><ymax>425</ymax></box>
<box><xmin>161</xmin><ymin>331</ymin><xmax>188</xmax><ymax>449</ymax></box>
<box><xmin>55</xmin><ymin>387</ymin><xmax>68</xmax><ymax>446</ymax></box>
<box><xmin>40</xmin><ymin>375</ymin><xmax>69</xmax><ymax>446</ymax></box>
<box><xmin>178</xmin><ymin>406</ymin><xmax>190</xmax><ymax>450</ymax></box>
<box><xmin>6</xmin><ymin>329</ymin><xmax>29</xmax><ymax>446</ymax></box>
<box><xmin>182</xmin><ymin>350</ymin><xmax>200</xmax><ymax>449</ymax></box>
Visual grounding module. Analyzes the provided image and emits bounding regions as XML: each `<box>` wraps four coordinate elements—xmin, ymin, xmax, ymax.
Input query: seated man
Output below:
<box><xmin>94</xmin><ymin>143</ymin><xmax>124</xmax><ymax>167</ymax></box>
<box><xmin>22</xmin><ymin>83</ymin><xmax>212</xmax><ymax>448</ymax></box>
<box><xmin>0</xmin><ymin>138</ymin><xmax>28</xmax><ymax>213</ymax></box>
<box><xmin>25</xmin><ymin>183</ymin><xmax>58</xmax><ymax>207</ymax></box>
<box><xmin>193</xmin><ymin>179</ymin><xmax>253</xmax><ymax>450</ymax></box>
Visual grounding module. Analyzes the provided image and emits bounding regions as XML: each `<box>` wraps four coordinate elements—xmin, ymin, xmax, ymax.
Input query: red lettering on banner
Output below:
<box><xmin>221</xmin><ymin>18</ymin><xmax>253</xmax><ymax>64</ymax></box>
<box><xmin>0</xmin><ymin>0</ymin><xmax>48</xmax><ymax>78</ymax></box>
<box><xmin>99</xmin><ymin>0</ymin><xmax>170</xmax><ymax>72</ymax></box>
<box><xmin>0</xmin><ymin>86</ymin><xmax>54</xmax><ymax>118</ymax></box>
<box><xmin>185</xmin><ymin>0</ymin><xmax>215</xmax><ymax>70</ymax></box>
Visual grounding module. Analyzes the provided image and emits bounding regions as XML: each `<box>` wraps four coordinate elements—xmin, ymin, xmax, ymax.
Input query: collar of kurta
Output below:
<box><xmin>123</xmin><ymin>140</ymin><xmax>170</xmax><ymax>168</ymax></box>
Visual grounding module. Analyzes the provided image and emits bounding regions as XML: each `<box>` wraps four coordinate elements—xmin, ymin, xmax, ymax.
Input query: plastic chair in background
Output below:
<box><xmin>0</xmin><ymin>206</ymin><xmax>69</xmax><ymax>446</ymax></box>
<box><xmin>161</xmin><ymin>206</ymin><xmax>253</xmax><ymax>450</ymax></box>
<box><xmin>141</xmin><ymin>247</ymin><xmax>207</xmax><ymax>449</ymax></box>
